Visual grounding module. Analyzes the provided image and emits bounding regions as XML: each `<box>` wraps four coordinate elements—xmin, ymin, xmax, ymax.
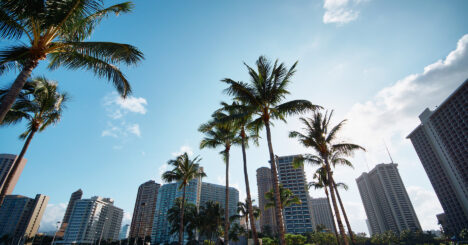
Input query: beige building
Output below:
<box><xmin>0</xmin><ymin>154</ymin><xmax>27</xmax><ymax>195</ymax></box>
<box><xmin>57</xmin><ymin>189</ymin><xmax>83</xmax><ymax>238</ymax></box>
<box><xmin>0</xmin><ymin>194</ymin><xmax>49</xmax><ymax>243</ymax></box>
<box><xmin>130</xmin><ymin>180</ymin><xmax>160</xmax><ymax>240</ymax></box>
<box><xmin>256</xmin><ymin>167</ymin><xmax>277</xmax><ymax>234</ymax></box>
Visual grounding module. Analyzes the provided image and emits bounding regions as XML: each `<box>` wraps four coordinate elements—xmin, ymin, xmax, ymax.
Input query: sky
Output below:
<box><xmin>1</xmin><ymin>0</ymin><xmax>468</xmax><ymax>235</ymax></box>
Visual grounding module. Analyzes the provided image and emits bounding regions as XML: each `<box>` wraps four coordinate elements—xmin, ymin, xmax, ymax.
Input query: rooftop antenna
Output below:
<box><xmin>383</xmin><ymin>140</ymin><xmax>394</xmax><ymax>163</ymax></box>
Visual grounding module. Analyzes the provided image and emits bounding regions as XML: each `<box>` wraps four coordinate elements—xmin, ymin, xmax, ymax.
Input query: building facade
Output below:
<box><xmin>356</xmin><ymin>163</ymin><xmax>421</xmax><ymax>235</ymax></box>
<box><xmin>119</xmin><ymin>224</ymin><xmax>130</xmax><ymax>240</ymax></box>
<box><xmin>200</xmin><ymin>182</ymin><xmax>239</xmax><ymax>219</ymax></box>
<box><xmin>151</xmin><ymin>178</ymin><xmax>202</xmax><ymax>244</ymax></box>
<box><xmin>0</xmin><ymin>194</ymin><xmax>49</xmax><ymax>243</ymax></box>
<box><xmin>277</xmin><ymin>155</ymin><xmax>315</xmax><ymax>234</ymax></box>
<box><xmin>0</xmin><ymin>154</ymin><xmax>27</xmax><ymax>195</ymax></box>
<box><xmin>311</xmin><ymin>197</ymin><xmax>335</xmax><ymax>232</ymax></box>
<box><xmin>57</xmin><ymin>189</ymin><xmax>83</xmax><ymax>238</ymax></box>
<box><xmin>256</xmin><ymin>167</ymin><xmax>277</xmax><ymax>233</ymax></box>
<box><xmin>407</xmin><ymin>79</ymin><xmax>468</xmax><ymax>236</ymax></box>
<box><xmin>61</xmin><ymin>196</ymin><xmax>123</xmax><ymax>244</ymax></box>
<box><xmin>130</xmin><ymin>180</ymin><xmax>160</xmax><ymax>240</ymax></box>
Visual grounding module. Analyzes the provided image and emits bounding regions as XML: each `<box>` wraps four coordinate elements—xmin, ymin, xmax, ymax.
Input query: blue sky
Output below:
<box><xmin>1</xmin><ymin>0</ymin><xmax>468</xmax><ymax>234</ymax></box>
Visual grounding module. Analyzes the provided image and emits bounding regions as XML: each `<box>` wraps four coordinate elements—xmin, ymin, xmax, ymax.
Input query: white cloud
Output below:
<box><xmin>323</xmin><ymin>0</ymin><xmax>367</xmax><ymax>24</ymax></box>
<box><xmin>407</xmin><ymin>186</ymin><xmax>443</xmax><ymax>230</ymax></box>
<box><xmin>101</xmin><ymin>122</ymin><xmax>142</xmax><ymax>139</ymax></box>
<box><xmin>39</xmin><ymin>203</ymin><xmax>67</xmax><ymax>232</ymax></box>
<box><xmin>343</xmin><ymin>34</ymin><xmax>468</xmax><ymax>164</ymax></box>
<box><xmin>171</xmin><ymin>145</ymin><xmax>194</xmax><ymax>157</ymax></box>
<box><xmin>103</xmin><ymin>92</ymin><xmax>148</xmax><ymax>118</ymax></box>
<box><xmin>122</xmin><ymin>211</ymin><xmax>133</xmax><ymax>225</ymax></box>
<box><xmin>127</xmin><ymin>123</ymin><xmax>141</xmax><ymax>137</ymax></box>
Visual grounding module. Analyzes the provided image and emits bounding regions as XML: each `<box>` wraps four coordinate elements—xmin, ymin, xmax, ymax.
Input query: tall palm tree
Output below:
<box><xmin>214</xmin><ymin>101</ymin><xmax>261</xmax><ymax>245</ymax></box>
<box><xmin>162</xmin><ymin>153</ymin><xmax>206</xmax><ymax>245</ymax></box>
<box><xmin>0</xmin><ymin>0</ymin><xmax>144</xmax><ymax>123</ymax></box>
<box><xmin>167</xmin><ymin>198</ymin><xmax>199</xmax><ymax>242</ymax></box>
<box><xmin>289</xmin><ymin>110</ymin><xmax>365</xmax><ymax>245</ymax></box>
<box><xmin>309</xmin><ymin>167</ymin><xmax>340</xmax><ymax>244</ymax></box>
<box><xmin>0</xmin><ymin>77</ymin><xmax>68</xmax><ymax>205</ymax></box>
<box><xmin>199</xmin><ymin>114</ymin><xmax>240</xmax><ymax>245</ymax></box>
<box><xmin>222</xmin><ymin>56</ymin><xmax>321</xmax><ymax>245</ymax></box>
<box><xmin>265</xmin><ymin>184</ymin><xmax>301</xmax><ymax>210</ymax></box>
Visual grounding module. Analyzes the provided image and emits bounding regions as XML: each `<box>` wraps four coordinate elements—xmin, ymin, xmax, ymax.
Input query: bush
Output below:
<box><xmin>285</xmin><ymin>234</ymin><xmax>307</xmax><ymax>245</ymax></box>
<box><xmin>262</xmin><ymin>237</ymin><xmax>278</xmax><ymax>245</ymax></box>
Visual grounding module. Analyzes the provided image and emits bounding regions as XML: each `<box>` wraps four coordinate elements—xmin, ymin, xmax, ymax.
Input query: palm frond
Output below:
<box><xmin>63</xmin><ymin>41</ymin><xmax>143</xmax><ymax>65</ymax></box>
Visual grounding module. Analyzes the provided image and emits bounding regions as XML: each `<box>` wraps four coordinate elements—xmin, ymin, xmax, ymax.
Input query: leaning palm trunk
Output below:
<box><xmin>179</xmin><ymin>186</ymin><xmax>186</xmax><ymax>245</ymax></box>
<box><xmin>333</xmin><ymin>180</ymin><xmax>355</xmax><ymax>245</ymax></box>
<box><xmin>240</xmin><ymin>132</ymin><xmax>260</xmax><ymax>245</ymax></box>
<box><xmin>0</xmin><ymin>60</ymin><xmax>39</xmax><ymax>124</ymax></box>
<box><xmin>224</xmin><ymin>149</ymin><xmax>230</xmax><ymax>245</ymax></box>
<box><xmin>0</xmin><ymin>128</ymin><xmax>37</xmax><ymax>206</ymax></box>
<box><xmin>325</xmin><ymin>186</ymin><xmax>341</xmax><ymax>245</ymax></box>
<box><xmin>326</xmin><ymin>163</ymin><xmax>349</xmax><ymax>245</ymax></box>
<box><xmin>264</xmin><ymin>122</ymin><xmax>286</xmax><ymax>245</ymax></box>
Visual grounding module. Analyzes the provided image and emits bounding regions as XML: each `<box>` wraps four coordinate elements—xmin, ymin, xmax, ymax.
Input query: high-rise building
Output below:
<box><xmin>0</xmin><ymin>194</ymin><xmax>49</xmax><ymax>243</ymax></box>
<box><xmin>356</xmin><ymin>163</ymin><xmax>421</xmax><ymax>235</ymax></box>
<box><xmin>61</xmin><ymin>196</ymin><xmax>123</xmax><ymax>244</ymax></box>
<box><xmin>407</xmin><ymin>79</ymin><xmax>468</xmax><ymax>236</ymax></box>
<box><xmin>200</xmin><ymin>182</ymin><xmax>239</xmax><ymax>219</ymax></box>
<box><xmin>119</xmin><ymin>224</ymin><xmax>130</xmax><ymax>240</ymax></box>
<box><xmin>311</xmin><ymin>197</ymin><xmax>335</xmax><ymax>232</ymax></box>
<box><xmin>276</xmin><ymin>155</ymin><xmax>315</xmax><ymax>234</ymax></box>
<box><xmin>130</xmin><ymin>180</ymin><xmax>160</xmax><ymax>240</ymax></box>
<box><xmin>256</xmin><ymin>167</ymin><xmax>277</xmax><ymax>233</ymax></box>
<box><xmin>151</xmin><ymin>178</ymin><xmax>202</xmax><ymax>244</ymax></box>
<box><xmin>57</xmin><ymin>189</ymin><xmax>83</xmax><ymax>238</ymax></box>
<box><xmin>0</xmin><ymin>154</ymin><xmax>27</xmax><ymax>195</ymax></box>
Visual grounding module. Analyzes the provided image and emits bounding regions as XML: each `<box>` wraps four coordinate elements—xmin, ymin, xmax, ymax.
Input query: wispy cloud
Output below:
<box><xmin>101</xmin><ymin>92</ymin><xmax>147</xmax><ymax>143</ymax></box>
<box><xmin>407</xmin><ymin>186</ymin><xmax>443</xmax><ymax>229</ymax></box>
<box><xmin>323</xmin><ymin>0</ymin><xmax>368</xmax><ymax>24</ymax></box>
<box><xmin>171</xmin><ymin>145</ymin><xmax>194</xmax><ymax>157</ymax></box>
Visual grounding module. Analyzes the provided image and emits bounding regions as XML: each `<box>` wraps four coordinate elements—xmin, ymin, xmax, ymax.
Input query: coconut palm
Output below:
<box><xmin>265</xmin><ymin>184</ymin><xmax>301</xmax><ymax>210</ymax></box>
<box><xmin>0</xmin><ymin>77</ymin><xmax>68</xmax><ymax>205</ymax></box>
<box><xmin>232</xmin><ymin>199</ymin><xmax>260</xmax><ymax>236</ymax></box>
<box><xmin>0</xmin><ymin>0</ymin><xmax>144</xmax><ymax>123</ymax></box>
<box><xmin>213</xmin><ymin>101</ymin><xmax>261</xmax><ymax>245</ymax></box>
<box><xmin>162</xmin><ymin>153</ymin><xmax>206</xmax><ymax>245</ymax></box>
<box><xmin>199</xmin><ymin>201</ymin><xmax>224</xmax><ymax>245</ymax></box>
<box><xmin>289</xmin><ymin>110</ymin><xmax>365</xmax><ymax>245</ymax></box>
<box><xmin>222</xmin><ymin>56</ymin><xmax>321</xmax><ymax>245</ymax></box>
<box><xmin>199</xmin><ymin>114</ymin><xmax>240</xmax><ymax>245</ymax></box>
<box><xmin>167</xmin><ymin>198</ymin><xmax>199</xmax><ymax>241</ymax></box>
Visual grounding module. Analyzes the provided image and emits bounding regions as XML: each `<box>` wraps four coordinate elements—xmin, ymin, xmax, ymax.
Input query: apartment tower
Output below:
<box><xmin>356</xmin><ymin>163</ymin><xmax>421</xmax><ymax>235</ymax></box>
<box><xmin>407</xmin><ymin>79</ymin><xmax>468</xmax><ymax>236</ymax></box>
<box><xmin>57</xmin><ymin>189</ymin><xmax>83</xmax><ymax>238</ymax></box>
<box><xmin>200</xmin><ymin>182</ymin><xmax>239</xmax><ymax>219</ymax></box>
<box><xmin>311</xmin><ymin>197</ymin><xmax>335</xmax><ymax>232</ymax></box>
<box><xmin>130</xmin><ymin>180</ymin><xmax>160</xmax><ymax>240</ymax></box>
<box><xmin>276</xmin><ymin>155</ymin><xmax>315</xmax><ymax>234</ymax></box>
<box><xmin>0</xmin><ymin>154</ymin><xmax>27</xmax><ymax>195</ymax></box>
<box><xmin>0</xmin><ymin>194</ymin><xmax>49</xmax><ymax>243</ymax></box>
<box><xmin>62</xmin><ymin>196</ymin><xmax>123</xmax><ymax>244</ymax></box>
<box><xmin>256</xmin><ymin>167</ymin><xmax>277</xmax><ymax>233</ymax></box>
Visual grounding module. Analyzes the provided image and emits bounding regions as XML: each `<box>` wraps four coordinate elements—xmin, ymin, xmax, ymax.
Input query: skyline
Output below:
<box><xmin>1</xmin><ymin>0</ymin><xmax>468</xmax><ymax>235</ymax></box>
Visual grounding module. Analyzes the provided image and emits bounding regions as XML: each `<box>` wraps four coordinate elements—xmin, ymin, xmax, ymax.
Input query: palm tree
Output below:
<box><xmin>289</xmin><ymin>110</ymin><xmax>365</xmax><ymax>245</ymax></box>
<box><xmin>0</xmin><ymin>0</ymin><xmax>144</xmax><ymax>123</ymax></box>
<box><xmin>265</xmin><ymin>184</ymin><xmax>301</xmax><ymax>210</ymax></box>
<box><xmin>199</xmin><ymin>201</ymin><xmax>224</xmax><ymax>245</ymax></box>
<box><xmin>233</xmin><ymin>199</ymin><xmax>260</xmax><ymax>237</ymax></box>
<box><xmin>308</xmin><ymin>167</ymin><xmax>340</xmax><ymax>244</ymax></box>
<box><xmin>162</xmin><ymin>153</ymin><xmax>206</xmax><ymax>245</ymax></box>
<box><xmin>0</xmin><ymin>77</ymin><xmax>68</xmax><ymax>205</ymax></box>
<box><xmin>199</xmin><ymin>114</ymin><xmax>240</xmax><ymax>245</ymax></box>
<box><xmin>167</xmin><ymin>198</ymin><xmax>199</xmax><ymax>242</ymax></box>
<box><xmin>222</xmin><ymin>56</ymin><xmax>321</xmax><ymax>245</ymax></box>
<box><xmin>213</xmin><ymin>101</ymin><xmax>261</xmax><ymax>245</ymax></box>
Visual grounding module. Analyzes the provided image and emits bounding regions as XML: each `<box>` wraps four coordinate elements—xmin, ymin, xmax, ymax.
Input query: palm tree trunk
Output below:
<box><xmin>0</xmin><ymin>128</ymin><xmax>37</xmax><ymax>206</ymax></box>
<box><xmin>264</xmin><ymin>122</ymin><xmax>286</xmax><ymax>245</ymax></box>
<box><xmin>325</xmin><ymin>187</ymin><xmax>341</xmax><ymax>245</ymax></box>
<box><xmin>224</xmin><ymin>149</ymin><xmax>230</xmax><ymax>245</ymax></box>
<box><xmin>240</xmin><ymin>133</ymin><xmax>260</xmax><ymax>245</ymax></box>
<box><xmin>179</xmin><ymin>185</ymin><xmax>186</xmax><ymax>245</ymax></box>
<box><xmin>333</xmin><ymin>180</ymin><xmax>356</xmax><ymax>245</ymax></box>
<box><xmin>325</xmin><ymin>163</ymin><xmax>349</xmax><ymax>245</ymax></box>
<box><xmin>0</xmin><ymin>59</ymin><xmax>39</xmax><ymax>124</ymax></box>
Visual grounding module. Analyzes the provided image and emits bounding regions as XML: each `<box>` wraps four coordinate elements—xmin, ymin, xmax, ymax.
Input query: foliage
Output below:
<box><xmin>305</xmin><ymin>232</ymin><xmax>338</xmax><ymax>245</ymax></box>
<box><xmin>262</xmin><ymin>237</ymin><xmax>278</xmax><ymax>245</ymax></box>
<box><xmin>265</xmin><ymin>184</ymin><xmax>301</xmax><ymax>210</ymax></box>
<box><xmin>167</xmin><ymin>198</ymin><xmax>199</xmax><ymax>240</ymax></box>
<box><xmin>285</xmin><ymin>234</ymin><xmax>307</xmax><ymax>245</ymax></box>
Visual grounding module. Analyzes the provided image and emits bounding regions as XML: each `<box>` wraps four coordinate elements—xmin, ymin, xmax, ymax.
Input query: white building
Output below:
<box><xmin>311</xmin><ymin>197</ymin><xmax>335</xmax><ymax>232</ymax></box>
<box><xmin>61</xmin><ymin>196</ymin><xmax>123</xmax><ymax>244</ymax></box>
<box><xmin>356</xmin><ymin>163</ymin><xmax>421</xmax><ymax>235</ymax></box>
